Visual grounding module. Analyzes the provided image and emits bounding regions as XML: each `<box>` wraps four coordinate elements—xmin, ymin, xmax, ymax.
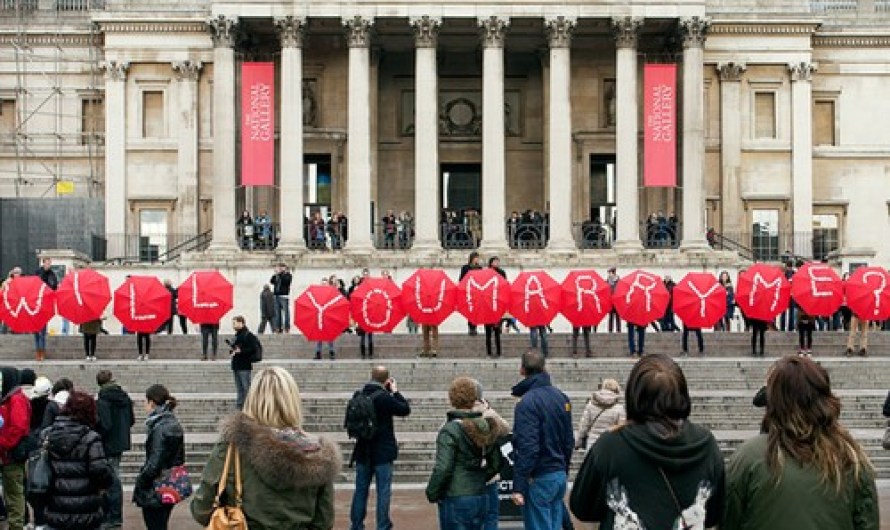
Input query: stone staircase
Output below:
<box><xmin>1</xmin><ymin>333</ymin><xmax>887</xmax><ymax>486</ymax></box>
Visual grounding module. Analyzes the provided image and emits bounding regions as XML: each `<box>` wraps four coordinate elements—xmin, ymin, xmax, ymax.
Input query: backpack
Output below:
<box><xmin>344</xmin><ymin>389</ymin><xmax>379</xmax><ymax>441</ymax></box>
<box><xmin>250</xmin><ymin>335</ymin><xmax>263</xmax><ymax>363</ymax></box>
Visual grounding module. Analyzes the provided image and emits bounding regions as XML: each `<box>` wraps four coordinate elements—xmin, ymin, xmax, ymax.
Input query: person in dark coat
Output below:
<box><xmin>95</xmin><ymin>370</ymin><xmax>134</xmax><ymax>530</ymax></box>
<box><xmin>161</xmin><ymin>279</ymin><xmax>187</xmax><ymax>335</ymax></box>
<box><xmin>33</xmin><ymin>257</ymin><xmax>58</xmax><ymax>361</ymax></box>
<box><xmin>258</xmin><ymin>284</ymin><xmax>277</xmax><ymax>334</ymax></box>
<box><xmin>133</xmin><ymin>384</ymin><xmax>184</xmax><ymax>530</ymax></box>
<box><xmin>270</xmin><ymin>263</ymin><xmax>293</xmax><ymax>333</ymax></box>
<box><xmin>43</xmin><ymin>390</ymin><xmax>114</xmax><ymax>530</ymax></box>
<box><xmin>41</xmin><ymin>378</ymin><xmax>74</xmax><ymax>431</ymax></box>
<box><xmin>229</xmin><ymin>316</ymin><xmax>261</xmax><ymax>409</ymax></box>
<box><xmin>459</xmin><ymin>252</ymin><xmax>483</xmax><ymax>335</ymax></box>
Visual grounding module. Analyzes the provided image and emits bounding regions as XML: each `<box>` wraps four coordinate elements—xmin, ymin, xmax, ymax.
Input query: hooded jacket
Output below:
<box><xmin>260</xmin><ymin>287</ymin><xmax>277</xmax><ymax>319</ymax></box>
<box><xmin>577</xmin><ymin>390</ymin><xmax>626</xmax><ymax>448</ymax></box>
<box><xmin>191</xmin><ymin>413</ymin><xmax>342</xmax><ymax>530</ymax></box>
<box><xmin>570</xmin><ymin>421</ymin><xmax>725</xmax><ymax>530</ymax></box>
<box><xmin>95</xmin><ymin>382</ymin><xmax>135</xmax><ymax>457</ymax></box>
<box><xmin>230</xmin><ymin>327</ymin><xmax>260</xmax><ymax>371</ymax></box>
<box><xmin>44</xmin><ymin>415</ymin><xmax>114</xmax><ymax>530</ymax></box>
<box><xmin>352</xmin><ymin>382</ymin><xmax>411</xmax><ymax>466</ymax></box>
<box><xmin>426</xmin><ymin>409</ymin><xmax>510</xmax><ymax>502</ymax></box>
<box><xmin>133</xmin><ymin>404</ymin><xmax>185</xmax><ymax>508</ymax></box>
<box><xmin>0</xmin><ymin>366</ymin><xmax>31</xmax><ymax>464</ymax></box>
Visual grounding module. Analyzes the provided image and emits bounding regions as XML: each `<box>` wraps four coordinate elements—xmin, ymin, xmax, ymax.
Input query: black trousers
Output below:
<box><xmin>798</xmin><ymin>323</ymin><xmax>814</xmax><ymax>350</ymax></box>
<box><xmin>682</xmin><ymin>327</ymin><xmax>703</xmax><ymax>353</ymax></box>
<box><xmin>201</xmin><ymin>325</ymin><xmax>219</xmax><ymax>358</ymax></box>
<box><xmin>137</xmin><ymin>333</ymin><xmax>151</xmax><ymax>356</ymax></box>
<box><xmin>82</xmin><ymin>333</ymin><xmax>97</xmax><ymax>357</ymax></box>
<box><xmin>750</xmin><ymin>321</ymin><xmax>767</xmax><ymax>355</ymax></box>
<box><xmin>485</xmin><ymin>324</ymin><xmax>501</xmax><ymax>357</ymax></box>
<box><xmin>142</xmin><ymin>505</ymin><xmax>173</xmax><ymax>530</ymax></box>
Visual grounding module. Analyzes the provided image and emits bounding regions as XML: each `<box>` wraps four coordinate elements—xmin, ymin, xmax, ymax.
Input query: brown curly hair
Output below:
<box><xmin>449</xmin><ymin>377</ymin><xmax>478</xmax><ymax>410</ymax></box>
<box><xmin>61</xmin><ymin>390</ymin><xmax>97</xmax><ymax>428</ymax></box>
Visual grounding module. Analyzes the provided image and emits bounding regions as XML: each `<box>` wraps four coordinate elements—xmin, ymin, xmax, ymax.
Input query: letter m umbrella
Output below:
<box><xmin>294</xmin><ymin>285</ymin><xmax>350</xmax><ymax>341</ymax></box>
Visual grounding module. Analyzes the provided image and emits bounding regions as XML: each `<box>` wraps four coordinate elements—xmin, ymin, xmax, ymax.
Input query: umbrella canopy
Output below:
<box><xmin>177</xmin><ymin>271</ymin><xmax>234</xmax><ymax>324</ymax></box>
<box><xmin>735</xmin><ymin>264</ymin><xmax>791</xmax><ymax>322</ymax></box>
<box><xmin>55</xmin><ymin>268</ymin><xmax>110</xmax><ymax>325</ymax></box>
<box><xmin>294</xmin><ymin>284</ymin><xmax>350</xmax><ymax>341</ymax></box>
<box><xmin>349</xmin><ymin>277</ymin><xmax>406</xmax><ymax>333</ymax></box>
<box><xmin>672</xmin><ymin>272</ymin><xmax>726</xmax><ymax>329</ymax></box>
<box><xmin>611</xmin><ymin>270</ymin><xmax>670</xmax><ymax>327</ymax></box>
<box><xmin>509</xmin><ymin>271</ymin><xmax>561</xmax><ymax>327</ymax></box>
<box><xmin>791</xmin><ymin>263</ymin><xmax>843</xmax><ymax>317</ymax></box>
<box><xmin>844</xmin><ymin>266</ymin><xmax>890</xmax><ymax>321</ymax></box>
<box><xmin>455</xmin><ymin>268</ymin><xmax>511</xmax><ymax>325</ymax></box>
<box><xmin>560</xmin><ymin>270</ymin><xmax>612</xmax><ymax>327</ymax></box>
<box><xmin>0</xmin><ymin>276</ymin><xmax>56</xmax><ymax>333</ymax></box>
<box><xmin>400</xmin><ymin>269</ymin><xmax>457</xmax><ymax>326</ymax></box>
<box><xmin>113</xmin><ymin>276</ymin><xmax>172</xmax><ymax>333</ymax></box>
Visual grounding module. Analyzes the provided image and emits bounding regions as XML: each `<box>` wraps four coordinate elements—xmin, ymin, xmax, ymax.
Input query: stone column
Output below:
<box><xmin>101</xmin><ymin>60</ymin><xmax>128</xmax><ymax>259</ymax></box>
<box><xmin>411</xmin><ymin>16</ymin><xmax>441</xmax><ymax>252</ymax></box>
<box><xmin>679</xmin><ymin>16</ymin><xmax>710</xmax><ymax>251</ymax></box>
<box><xmin>611</xmin><ymin>17</ymin><xmax>642</xmax><ymax>252</ymax></box>
<box><xmin>546</xmin><ymin>16</ymin><xmax>576</xmax><ymax>252</ymax></box>
<box><xmin>275</xmin><ymin>16</ymin><xmax>306</xmax><ymax>254</ymax></box>
<box><xmin>344</xmin><ymin>16</ymin><xmax>374</xmax><ymax>252</ymax></box>
<box><xmin>479</xmin><ymin>16</ymin><xmax>509</xmax><ymax>252</ymax></box>
<box><xmin>171</xmin><ymin>60</ymin><xmax>202</xmax><ymax>241</ymax></box>
<box><xmin>717</xmin><ymin>62</ymin><xmax>746</xmax><ymax>238</ymax></box>
<box><xmin>207</xmin><ymin>16</ymin><xmax>239</xmax><ymax>252</ymax></box>
<box><xmin>789</xmin><ymin>61</ymin><xmax>817</xmax><ymax>258</ymax></box>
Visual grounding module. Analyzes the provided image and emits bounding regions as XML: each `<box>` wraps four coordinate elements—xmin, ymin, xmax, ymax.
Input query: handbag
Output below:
<box><xmin>207</xmin><ymin>443</ymin><xmax>248</xmax><ymax>530</ymax></box>
<box><xmin>153</xmin><ymin>464</ymin><xmax>193</xmax><ymax>505</ymax></box>
<box><xmin>26</xmin><ymin>441</ymin><xmax>51</xmax><ymax>497</ymax></box>
<box><xmin>882</xmin><ymin>420</ymin><xmax>890</xmax><ymax>451</ymax></box>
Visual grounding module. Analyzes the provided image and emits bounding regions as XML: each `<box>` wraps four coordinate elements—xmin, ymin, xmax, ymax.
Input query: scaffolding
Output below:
<box><xmin>0</xmin><ymin>0</ymin><xmax>104</xmax><ymax>198</ymax></box>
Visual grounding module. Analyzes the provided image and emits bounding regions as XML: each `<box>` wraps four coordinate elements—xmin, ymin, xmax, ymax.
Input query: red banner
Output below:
<box><xmin>643</xmin><ymin>64</ymin><xmax>677</xmax><ymax>187</ymax></box>
<box><xmin>241</xmin><ymin>62</ymin><xmax>275</xmax><ymax>186</ymax></box>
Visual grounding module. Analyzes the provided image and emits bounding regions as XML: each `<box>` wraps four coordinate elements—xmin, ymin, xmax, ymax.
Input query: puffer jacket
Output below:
<box><xmin>191</xmin><ymin>413</ymin><xmax>342</xmax><ymax>530</ymax></box>
<box><xmin>44</xmin><ymin>416</ymin><xmax>114</xmax><ymax>530</ymax></box>
<box><xmin>425</xmin><ymin>410</ymin><xmax>509</xmax><ymax>502</ymax></box>
<box><xmin>133</xmin><ymin>404</ymin><xmax>185</xmax><ymax>508</ymax></box>
<box><xmin>577</xmin><ymin>390</ymin><xmax>626</xmax><ymax>448</ymax></box>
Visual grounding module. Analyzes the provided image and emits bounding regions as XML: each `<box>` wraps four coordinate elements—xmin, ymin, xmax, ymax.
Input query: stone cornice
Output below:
<box><xmin>814</xmin><ymin>34</ymin><xmax>890</xmax><ymax>47</ymax></box>
<box><xmin>100</xmin><ymin>21</ymin><xmax>206</xmax><ymax>34</ymax></box>
<box><xmin>0</xmin><ymin>33</ymin><xmax>97</xmax><ymax>46</ymax></box>
<box><xmin>710</xmin><ymin>22</ymin><xmax>821</xmax><ymax>35</ymax></box>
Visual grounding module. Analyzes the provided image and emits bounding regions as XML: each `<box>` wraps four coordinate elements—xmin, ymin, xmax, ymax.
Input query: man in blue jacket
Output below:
<box><xmin>511</xmin><ymin>350</ymin><xmax>574</xmax><ymax>530</ymax></box>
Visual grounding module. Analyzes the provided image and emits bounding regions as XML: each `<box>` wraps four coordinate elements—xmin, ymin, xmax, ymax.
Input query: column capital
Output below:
<box><xmin>679</xmin><ymin>16</ymin><xmax>711</xmax><ymax>49</ymax></box>
<box><xmin>207</xmin><ymin>15</ymin><xmax>239</xmax><ymax>48</ymax></box>
<box><xmin>344</xmin><ymin>16</ymin><xmax>373</xmax><ymax>48</ymax></box>
<box><xmin>716</xmin><ymin>62</ymin><xmax>746</xmax><ymax>82</ymax></box>
<box><xmin>788</xmin><ymin>61</ymin><xmax>817</xmax><ymax>82</ymax></box>
<box><xmin>275</xmin><ymin>16</ymin><xmax>305</xmax><ymax>48</ymax></box>
<box><xmin>611</xmin><ymin>17</ymin><xmax>643</xmax><ymax>49</ymax></box>
<box><xmin>411</xmin><ymin>16</ymin><xmax>440</xmax><ymax>48</ymax></box>
<box><xmin>100</xmin><ymin>60</ymin><xmax>129</xmax><ymax>81</ymax></box>
<box><xmin>479</xmin><ymin>16</ymin><xmax>508</xmax><ymax>48</ymax></box>
<box><xmin>546</xmin><ymin>16</ymin><xmax>575</xmax><ymax>49</ymax></box>
<box><xmin>171</xmin><ymin>60</ymin><xmax>202</xmax><ymax>82</ymax></box>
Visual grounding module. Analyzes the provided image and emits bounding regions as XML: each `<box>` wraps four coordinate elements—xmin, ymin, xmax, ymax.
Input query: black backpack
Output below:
<box><xmin>344</xmin><ymin>389</ymin><xmax>379</xmax><ymax>441</ymax></box>
<box><xmin>251</xmin><ymin>339</ymin><xmax>263</xmax><ymax>363</ymax></box>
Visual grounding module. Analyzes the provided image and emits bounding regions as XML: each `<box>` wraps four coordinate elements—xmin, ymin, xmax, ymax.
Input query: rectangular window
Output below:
<box><xmin>812</xmin><ymin>214</ymin><xmax>839</xmax><ymax>260</ymax></box>
<box><xmin>0</xmin><ymin>99</ymin><xmax>17</xmax><ymax>141</ymax></box>
<box><xmin>813</xmin><ymin>100</ymin><xmax>836</xmax><ymax>146</ymax></box>
<box><xmin>754</xmin><ymin>92</ymin><xmax>776</xmax><ymax>139</ymax></box>
<box><xmin>142</xmin><ymin>91</ymin><xmax>164</xmax><ymax>138</ymax></box>
<box><xmin>585</xmin><ymin>155</ymin><xmax>616</xmax><ymax>248</ymax></box>
<box><xmin>138</xmin><ymin>209</ymin><xmax>167</xmax><ymax>262</ymax></box>
<box><xmin>81</xmin><ymin>98</ymin><xmax>104</xmax><ymax>145</ymax></box>
<box><xmin>751</xmin><ymin>209</ymin><xmax>780</xmax><ymax>261</ymax></box>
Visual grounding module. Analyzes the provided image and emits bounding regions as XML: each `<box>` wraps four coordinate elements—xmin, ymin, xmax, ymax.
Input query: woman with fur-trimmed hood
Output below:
<box><xmin>426</xmin><ymin>377</ymin><xmax>510</xmax><ymax>529</ymax></box>
<box><xmin>191</xmin><ymin>367</ymin><xmax>342</xmax><ymax>530</ymax></box>
<box><xmin>575</xmin><ymin>378</ymin><xmax>626</xmax><ymax>450</ymax></box>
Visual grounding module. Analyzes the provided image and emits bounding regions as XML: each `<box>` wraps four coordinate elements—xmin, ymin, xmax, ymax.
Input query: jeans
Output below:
<box><xmin>104</xmin><ymin>455</ymin><xmax>123</xmax><ymax>527</ymax></box>
<box><xmin>529</xmin><ymin>326</ymin><xmax>549</xmax><ymax>356</ymax></box>
<box><xmin>485</xmin><ymin>482</ymin><xmax>499</xmax><ymax>530</ymax></box>
<box><xmin>627</xmin><ymin>324</ymin><xmax>645</xmax><ymax>354</ymax></box>
<box><xmin>233</xmin><ymin>370</ymin><xmax>252</xmax><ymax>409</ymax></box>
<box><xmin>142</xmin><ymin>505</ymin><xmax>174</xmax><ymax>530</ymax></box>
<box><xmin>201</xmin><ymin>325</ymin><xmax>219</xmax><ymax>358</ymax></box>
<box><xmin>350</xmin><ymin>462</ymin><xmax>393</xmax><ymax>530</ymax></box>
<box><xmin>276</xmin><ymin>295</ymin><xmax>290</xmax><ymax>332</ymax></box>
<box><xmin>33</xmin><ymin>327</ymin><xmax>47</xmax><ymax>351</ymax></box>
<box><xmin>522</xmin><ymin>471</ymin><xmax>567</xmax><ymax>530</ymax></box>
<box><xmin>682</xmin><ymin>327</ymin><xmax>703</xmax><ymax>353</ymax></box>
<box><xmin>438</xmin><ymin>494</ymin><xmax>487</xmax><ymax>530</ymax></box>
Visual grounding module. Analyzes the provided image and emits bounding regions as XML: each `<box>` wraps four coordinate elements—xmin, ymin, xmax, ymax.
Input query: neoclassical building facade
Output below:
<box><xmin>2</xmin><ymin>0</ymin><xmax>890</xmax><ymax>269</ymax></box>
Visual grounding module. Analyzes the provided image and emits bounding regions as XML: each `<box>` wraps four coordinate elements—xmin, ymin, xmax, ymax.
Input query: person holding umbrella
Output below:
<box><xmin>33</xmin><ymin>257</ymin><xmax>58</xmax><ymax>361</ymax></box>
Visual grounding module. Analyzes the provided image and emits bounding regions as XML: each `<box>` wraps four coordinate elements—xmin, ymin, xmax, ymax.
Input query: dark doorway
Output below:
<box><xmin>440</xmin><ymin>163</ymin><xmax>482</xmax><ymax>249</ymax></box>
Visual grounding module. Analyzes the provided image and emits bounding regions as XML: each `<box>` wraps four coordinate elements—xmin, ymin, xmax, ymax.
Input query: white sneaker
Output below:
<box><xmin>138</xmin><ymin>354</ymin><xmax>144</xmax><ymax>361</ymax></box>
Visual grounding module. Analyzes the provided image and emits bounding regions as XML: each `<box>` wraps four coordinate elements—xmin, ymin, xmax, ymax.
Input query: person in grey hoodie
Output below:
<box><xmin>575</xmin><ymin>379</ymin><xmax>626</xmax><ymax>451</ymax></box>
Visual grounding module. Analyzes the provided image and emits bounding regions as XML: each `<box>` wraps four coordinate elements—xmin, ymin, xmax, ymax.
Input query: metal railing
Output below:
<box><xmin>55</xmin><ymin>0</ymin><xmax>102</xmax><ymax>10</ymax></box>
<box><xmin>97</xmin><ymin>233</ymin><xmax>212</xmax><ymax>264</ymax></box>
<box><xmin>573</xmin><ymin>221</ymin><xmax>614</xmax><ymax>249</ymax></box>
<box><xmin>158</xmin><ymin>230</ymin><xmax>211</xmax><ymax>262</ymax></box>
<box><xmin>715</xmin><ymin>231</ymin><xmax>824</xmax><ymax>263</ymax></box>
<box><xmin>374</xmin><ymin>221</ymin><xmax>414</xmax><ymax>250</ymax></box>
<box><xmin>304</xmin><ymin>220</ymin><xmax>347</xmax><ymax>251</ymax></box>
<box><xmin>236</xmin><ymin>223</ymin><xmax>279</xmax><ymax>251</ymax></box>
<box><xmin>709</xmin><ymin>231</ymin><xmax>756</xmax><ymax>261</ymax></box>
<box><xmin>440</xmin><ymin>222</ymin><xmax>480</xmax><ymax>250</ymax></box>
<box><xmin>641</xmin><ymin>220</ymin><xmax>680</xmax><ymax>249</ymax></box>
<box><xmin>1</xmin><ymin>0</ymin><xmax>37</xmax><ymax>10</ymax></box>
<box><xmin>506</xmin><ymin>220</ymin><xmax>549</xmax><ymax>250</ymax></box>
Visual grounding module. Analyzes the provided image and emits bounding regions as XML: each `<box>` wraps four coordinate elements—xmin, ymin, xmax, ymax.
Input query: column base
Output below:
<box><xmin>206</xmin><ymin>240</ymin><xmax>240</xmax><ymax>254</ymax></box>
<box><xmin>275</xmin><ymin>241</ymin><xmax>306</xmax><ymax>256</ymax></box>
<box><xmin>612</xmin><ymin>239</ymin><xmax>644</xmax><ymax>254</ymax></box>
<box><xmin>344</xmin><ymin>241</ymin><xmax>374</xmax><ymax>256</ymax></box>
<box><xmin>680</xmin><ymin>239</ymin><xmax>714</xmax><ymax>253</ymax></box>
<box><xmin>546</xmin><ymin>238</ymin><xmax>579</xmax><ymax>256</ymax></box>
<box><xmin>478</xmin><ymin>240</ymin><xmax>510</xmax><ymax>257</ymax></box>
<box><xmin>411</xmin><ymin>238</ymin><xmax>443</xmax><ymax>253</ymax></box>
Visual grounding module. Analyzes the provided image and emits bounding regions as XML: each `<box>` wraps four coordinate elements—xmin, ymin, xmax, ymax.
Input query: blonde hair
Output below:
<box><xmin>242</xmin><ymin>367</ymin><xmax>303</xmax><ymax>429</ymax></box>
<box><xmin>602</xmin><ymin>378</ymin><xmax>621</xmax><ymax>394</ymax></box>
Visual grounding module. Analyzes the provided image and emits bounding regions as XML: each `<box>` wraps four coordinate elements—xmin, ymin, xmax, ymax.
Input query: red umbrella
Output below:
<box><xmin>791</xmin><ymin>263</ymin><xmax>843</xmax><ymax>317</ymax></box>
<box><xmin>113</xmin><ymin>276</ymin><xmax>171</xmax><ymax>333</ymax></box>
<box><xmin>456</xmin><ymin>268</ymin><xmax>511</xmax><ymax>325</ymax></box>
<box><xmin>350</xmin><ymin>277</ymin><xmax>406</xmax><ymax>333</ymax></box>
<box><xmin>672</xmin><ymin>272</ymin><xmax>726</xmax><ymax>329</ymax></box>
<box><xmin>55</xmin><ymin>269</ymin><xmax>111</xmax><ymax>325</ymax></box>
<box><xmin>177</xmin><ymin>271</ymin><xmax>234</xmax><ymax>324</ymax></box>
<box><xmin>294</xmin><ymin>285</ymin><xmax>350</xmax><ymax>341</ymax></box>
<box><xmin>611</xmin><ymin>270</ymin><xmax>670</xmax><ymax>327</ymax></box>
<box><xmin>400</xmin><ymin>269</ymin><xmax>457</xmax><ymax>326</ymax></box>
<box><xmin>560</xmin><ymin>270</ymin><xmax>612</xmax><ymax>327</ymax></box>
<box><xmin>0</xmin><ymin>276</ymin><xmax>57</xmax><ymax>333</ymax></box>
<box><xmin>844</xmin><ymin>266</ymin><xmax>890</xmax><ymax>321</ymax></box>
<box><xmin>735</xmin><ymin>264</ymin><xmax>791</xmax><ymax>322</ymax></box>
<box><xmin>509</xmin><ymin>271</ymin><xmax>561</xmax><ymax>327</ymax></box>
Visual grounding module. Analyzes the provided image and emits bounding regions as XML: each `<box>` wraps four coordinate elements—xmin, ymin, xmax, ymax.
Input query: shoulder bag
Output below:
<box><xmin>153</xmin><ymin>463</ymin><xmax>193</xmax><ymax>505</ymax></box>
<box><xmin>206</xmin><ymin>443</ymin><xmax>248</xmax><ymax>530</ymax></box>
<box><xmin>26</xmin><ymin>440</ymin><xmax>51</xmax><ymax>498</ymax></box>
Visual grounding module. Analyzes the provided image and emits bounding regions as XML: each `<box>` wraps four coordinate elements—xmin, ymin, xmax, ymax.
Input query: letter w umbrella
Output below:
<box><xmin>177</xmin><ymin>271</ymin><xmax>234</xmax><ymax>324</ymax></box>
<box><xmin>791</xmin><ymin>263</ymin><xmax>843</xmax><ymax>317</ymax></box>
<box><xmin>400</xmin><ymin>269</ymin><xmax>457</xmax><ymax>326</ymax></box>
<box><xmin>55</xmin><ymin>268</ymin><xmax>111</xmax><ymax>325</ymax></box>
<box><xmin>844</xmin><ymin>266</ymin><xmax>890</xmax><ymax>320</ymax></box>
<box><xmin>509</xmin><ymin>271</ymin><xmax>561</xmax><ymax>327</ymax></box>
<box><xmin>0</xmin><ymin>276</ymin><xmax>57</xmax><ymax>333</ymax></box>
<box><xmin>672</xmin><ymin>273</ymin><xmax>726</xmax><ymax>329</ymax></box>
<box><xmin>611</xmin><ymin>270</ymin><xmax>669</xmax><ymax>327</ymax></box>
<box><xmin>560</xmin><ymin>270</ymin><xmax>612</xmax><ymax>327</ymax></box>
<box><xmin>735</xmin><ymin>263</ymin><xmax>791</xmax><ymax>322</ymax></box>
<box><xmin>456</xmin><ymin>268</ymin><xmax>511</xmax><ymax>325</ymax></box>
<box><xmin>113</xmin><ymin>275</ymin><xmax>171</xmax><ymax>334</ymax></box>
<box><xmin>294</xmin><ymin>284</ymin><xmax>350</xmax><ymax>341</ymax></box>
<box><xmin>349</xmin><ymin>277</ymin><xmax>406</xmax><ymax>333</ymax></box>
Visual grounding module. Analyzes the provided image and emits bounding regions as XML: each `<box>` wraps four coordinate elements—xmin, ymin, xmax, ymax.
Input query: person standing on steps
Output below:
<box><xmin>33</xmin><ymin>257</ymin><xmax>58</xmax><ymax>362</ymax></box>
<box><xmin>572</xmin><ymin>326</ymin><xmax>593</xmax><ymax>358</ymax></box>
<box><xmin>199</xmin><ymin>321</ymin><xmax>220</xmax><ymax>361</ymax></box>
<box><xmin>681</xmin><ymin>325</ymin><xmax>704</xmax><ymax>356</ymax></box>
<box><xmin>485</xmin><ymin>257</ymin><xmax>506</xmax><ymax>358</ymax></box>
<box><xmin>257</xmin><ymin>284</ymin><xmax>277</xmax><ymax>334</ymax></box>
<box><xmin>161</xmin><ymin>279</ymin><xmax>188</xmax><ymax>335</ymax></box>
<box><xmin>750</xmin><ymin>318</ymin><xmax>769</xmax><ymax>357</ymax></box>
<box><xmin>846</xmin><ymin>313</ymin><xmax>869</xmax><ymax>357</ymax></box>
<box><xmin>270</xmin><ymin>263</ymin><xmax>293</xmax><ymax>333</ymax></box>
<box><xmin>136</xmin><ymin>330</ymin><xmax>152</xmax><ymax>361</ymax></box>
<box><xmin>349</xmin><ymin>274</ymin><xmax>374</xmax><ymax>359</ymax></box>
<box><xmin>79</xmin><ymin>317</ymin><xmax>103</xmax><ymax>361</ymax></box>
<box><xmin>228</xmin><ymin>316</ymin><xmax>261</xmax><ymax>410</ymax></box>
<box><xmin>95</xmin><ymin>370</ymin><xmax>134</xmax><ymax>530</ymax></box>
<box><xmin>460</xmin><ymin>251</ymin><xmax>483</xmax><ymax>336</ymax></box>
<box><xmin>606</xmin><ymin>268</ymin><xmax>621</xmax><ymax>333</ymax></box>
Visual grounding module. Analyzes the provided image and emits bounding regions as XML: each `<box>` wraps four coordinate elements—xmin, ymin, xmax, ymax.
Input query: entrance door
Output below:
<box><xmin>587</xmin><ymin>155</ymin><xmax>616</xmax><ymax>248</ymax></box>
<box><xmin>440</xmin><ymin>163</ymin><xmax>482</xmax><ymax>249</ymax></box>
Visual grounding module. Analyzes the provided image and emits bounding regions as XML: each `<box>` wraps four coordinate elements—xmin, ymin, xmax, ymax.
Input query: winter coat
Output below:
<box><xmin>260</xmin><ymin>288</ymin><xmax>277</xmax><ymax>320</ymax></box>
<box><xmin>95</xmin><ymin>383</ymin><xmax>135</xmax><ymax>457</ymax></box>
<box><xmin>510</xmin><ymin>372</ymin><xmax>574</xmax><ymax>496</ymax></box>
<box><xmin>41</xmin><ymin>395</ymin><xmax>67</xmax><ymax>432</ymax></box>
<box><xmin>724</xmin><ymin>434</ymin><xmax>878</xmax><ymax>530</ymax></box>
<box><xmin>30</xmin><ymin>395</ymin><xmax>49</xmax><ymax>432</ymax></box>
<box><xmin>270</xmin><ymin>271</ymin><xmax>292</xmax><ymax>296</ymax></box>
<box><xmin>191</xmin><ymin>413</ymin><xmax>341</xmax><ymax>530</ymax></box>
<box><xmin>44</xmin><ymin>416</ymin><xmax>114</xmax><ymax>530</ymax></box>
<box><xmin>230</xmin><ymin>327</ymin><xmax>260</xmax><ymax>372</ymax></box>
<box><xmin>570</xmin><ymin>421</ymin><xmax>725</xmax><ymax>530</ymax></box>
<box><xmin>352</xmin><ymin>382</ymin><xmax>411</xmax><ymax>466</ymax></box>
<box><xmin>35</xmin><ymin>267</ymin><xmax>59</xmax><ymax>290</ymax></box>
<box><xmin>79</xmin><ymin>319</ymin><xmax>102</xmax><ymax>335</ymax></box>
<box><xmin>133</xmin><ymin>405</ymin><xmax>185</xmax><ymax>508</ymax></box>
<box><xmin>577</xmin><ymin>390</ymin><xmax>626</xmax><ymax>448</ymax></box>
<box><xmin>426</xmin><ymin>410</ymin><xmax>509</xmax><ymax>502</ymax></box>
<box><xmin>0</xmin><ymin>366</ymin><xmax>31</xmax><ymax>464</ymax></box>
